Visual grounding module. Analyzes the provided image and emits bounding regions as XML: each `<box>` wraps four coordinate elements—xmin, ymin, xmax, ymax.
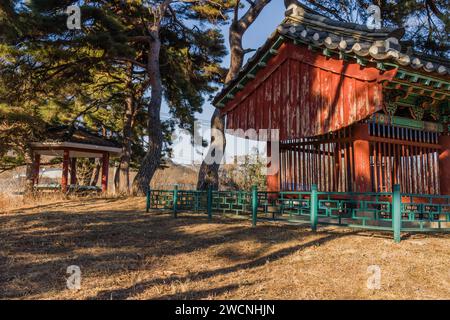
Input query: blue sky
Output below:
<box><xmin>168</xmin><ymin>2</ymin><xmax>287</xmax><ymax>164</ymax></box>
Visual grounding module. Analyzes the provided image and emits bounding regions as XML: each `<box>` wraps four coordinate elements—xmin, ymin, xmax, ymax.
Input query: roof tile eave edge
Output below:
<box><xmin>30</xmin><ymin>141</ymin><xmax>122</xmax><ymax>152</ymax></box>
<box><xmin>213</xmin><ymin>16</ymin><xmax>450</xmax><ymax>109</ymax></box>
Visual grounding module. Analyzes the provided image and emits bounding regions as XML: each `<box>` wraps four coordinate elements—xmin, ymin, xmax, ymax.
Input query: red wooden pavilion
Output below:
<box><xmin>214</xmin><ymin>4</ymin><xmax>450</xmax><ymax>197</ymax></box>
<box><xmin>29</xmin><ymin>126</ymin><xmax>121</xmax><ymax>193</ymax></box>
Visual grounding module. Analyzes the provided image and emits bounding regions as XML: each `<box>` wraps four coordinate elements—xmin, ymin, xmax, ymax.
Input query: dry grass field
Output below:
<box><xmin>0</xmin><ymin>197</ymin><xmax>449</xmax><ymax>300</ymax></box>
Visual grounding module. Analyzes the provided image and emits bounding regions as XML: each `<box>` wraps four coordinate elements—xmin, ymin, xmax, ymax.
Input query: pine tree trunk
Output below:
<box><xmin>196</xmin><ymin>0</ymin><xmax>271</xmax><ymax>190</ymax></box>
<box><xmin>132</xmin><ymin>33</ymin><xmax>163</xmax><ymax>195</ymax></box>
<box><xmin>114</xmin><ymin>66</ymin><xmax>135</xmax><ymax>194</ymax></box>
<box><xmin>196</xmin><ymin>22</ymin><xmax>244</xmax><ymax>190</ymax></box>
<box><xmin>90</xmin><ymin>158</ymin><xmax>101</xmax><ymax>186</ymax></box>
<box><xmin>196</xmin><ymin>108</ymin><xmax>226</xmax><ymax>190</ymax></box>
<box><xmin>114</xmin><ymin>100</ymin><xmax>133</xmax><ymax>194</ymax></box>
<box><xmin>24</xmin><ymin>150</ymin><xmax>34</xmax><ymax>196</ymax></box>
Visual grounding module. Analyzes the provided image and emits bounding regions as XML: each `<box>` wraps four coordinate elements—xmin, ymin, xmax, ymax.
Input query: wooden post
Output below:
<box><xmin>310</xmin><ymin>184</ymin><xmax>318</xmax><ymax>232</ymax></box>
<box><xmin>70</xmin><ymin>158</ymin><xmax>77</xmax><ymax>185</ymax></box>
<box><xmin>207</xmin><ymin>187</ymin><xmax>213</xmax><ymax>221</ymax></box>
<box><xmin>267</xmin><ymin>140</ymin><xmax>280</xmax><ymax>197</ymax></box>
<box><xmin>61</xmin><ymin>149</ymin><xmax>70</xmax><ymax>193</ymax></box>
<box><xmin>146</xmin><ymin>189</ymin><xmax>151</xmax><ymax>212</ymax></box>
<box><xmin>101</xmin><ymin>152</ymin><xmax>109</xmax><ymax>193</ymax></box>
<box><xmin>438</xmin><ymin>135</ymin><xmax>450</xmax><ymax>195</ymax></box>
<box><xmin>352</xmin><ymin>124</ymin><xmax>372</xmax><ymax>193</ymax></box>
<box><xmin>33</xmin><ymin>153</ymin><xmax>41</xmax><ymax>187</ymax></box>
<box><xmin>251</xmin><ymin>185</ymin><xmax>258</xmax><ymax>227</ymax></box>
<box><xmin>173</xmin><ymin>185</ymin><xmax>178</xmax><ymax>218</ymax></box>
<box><xmin>392</xmin><ymin>184</ymin><xmax>401</xmax><ymax>243</ymax></box>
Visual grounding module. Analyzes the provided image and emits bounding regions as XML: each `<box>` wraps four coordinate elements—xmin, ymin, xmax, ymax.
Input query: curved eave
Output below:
<box><xmin>213</xmin><ymin>18</ymin><xmax>450</xmax><ymax>110</ymax></box>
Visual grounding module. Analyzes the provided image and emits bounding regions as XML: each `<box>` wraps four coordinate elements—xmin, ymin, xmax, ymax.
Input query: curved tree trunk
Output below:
<box><xmin>197</xmin><ymin>0</ymin><xmax>271</xmax><ymax>190</ymax></box>
<box><xmin>90</xmin><ymin>158</ymin><xmax>101</xmax><ymax>186</ymax></box>
<box><xmin>196</xmin><ymin>108</ymin><xmax>226</xmax><ymax>190</ymax></box>
<box><xmin>24</xmin><ymin>149</ymin><xmax>34</xmax><ymax>196</ymax></box>
<box><xmin>132</xmin><ymin>32</ymin><xmax>164</xmax><ymax>195</ymax></box>
<box><xmin>114</xmin><ymin>96</ymin><xmax>133</xmax><ymax>194</ymax></box>
<box><xmin>114</xmin><ymin>65</ymin><xmax>135</xmax><ymax>194</ymax></box>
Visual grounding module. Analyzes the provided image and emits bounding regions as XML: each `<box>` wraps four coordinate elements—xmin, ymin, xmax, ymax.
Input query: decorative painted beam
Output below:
<box><xmin>371</xmin><ymin>114</ymin><xmax>444</xmax><ymax>132</ymax></box>
<box><xmin>396</xmin><ymin>71</ymin><xmax>406</xmax><ymax>79</ymax></box>
<box><xmin>409</xmin><ymin>75</ymin><xmax>419</xmax><ymax>82</ymax></box>
<box><xmin>395</xmin><ymin>69</ymin><xmax>449</xmax><ymax>88</ymax></box>
<box><xmin>423</xmin><ymin>78</ymin><xmax>432</xmax><ymax>86</ymax></box>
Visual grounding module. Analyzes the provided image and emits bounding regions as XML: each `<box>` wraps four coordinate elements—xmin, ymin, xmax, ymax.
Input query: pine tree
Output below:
<box><xmin>197</xmin><ymin>0</ymin><xmax>272</xmax><ymax>190</ymax></box>
<box><xmin>0</xmin><ymin>1</ymin><xmax>234</xmax><ymax>195</ymax></box>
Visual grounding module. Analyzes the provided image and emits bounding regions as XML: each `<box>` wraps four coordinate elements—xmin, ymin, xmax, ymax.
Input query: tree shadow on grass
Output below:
<box><xmin>89</xmin><ymin>229</ymin><xmax>352</xmax><ymax>300</ymax></box>
<box><xmin>142</xmin><ymin>283</ymin><xmax>244</xmax><ymax>300</ymax></box>
<box><xmin>3</xmin><ymin>196</ymin><xmax>126</xmax><ymax>215</ymax></box>
<box><xmin>0</xmin><ymin>200</ymin><xmax>355</xmax><ymax>299</ymax></box>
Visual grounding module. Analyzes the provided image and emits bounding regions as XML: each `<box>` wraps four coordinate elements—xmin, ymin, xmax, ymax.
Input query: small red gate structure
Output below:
<box><xmin>214</xmin><ymin>4</ymin><xmax>449</xmax><ymax>197</ymax></box>
<box><xmin>29</xmin><ymin>126</ymin><xmax>121</xmax><ymax>193</ymax></box>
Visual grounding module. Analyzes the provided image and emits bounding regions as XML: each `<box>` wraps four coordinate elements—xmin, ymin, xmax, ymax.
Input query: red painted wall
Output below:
<box><xmin>222</xmin><ymin>42</ymin><xmax>397</xmax><ymax>140</ymax></box>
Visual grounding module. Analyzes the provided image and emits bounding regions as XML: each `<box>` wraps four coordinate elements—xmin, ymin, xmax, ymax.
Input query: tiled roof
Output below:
<box><xmin>280</xmin><ymin>4</ymin><xmax>449</xmax><ymax>74</ymax></box>
<box><xmin>213</xmin><ymin>3</ymin><xmax>450</xmax><ymax>107</ymax></box>
<box><xmin>44</xmin><ymin>125</ymin><xmax>121</xmax><ymax>148</ymax></box>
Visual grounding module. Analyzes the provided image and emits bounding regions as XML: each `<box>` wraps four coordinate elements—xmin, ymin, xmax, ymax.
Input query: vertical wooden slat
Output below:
<box><xmin>288</xmin><ymin>145</ymin><xmax>292</xmax><ymax>190</ymax></box>
<box><xmin>328</xmin><ymin>139</ymin><xmax>332</xmax><ymax>192</ymax></box>
<box><xmin>394</xmin><ymin>142</ymin><xmax>398</xmax><ymax>191</ymax></box>
<box><xmin>432</xmin><ymin>149</ymin><xmax>438</xmax><ymax>194</ymax></box>
<box><xmin>377</xmin><ymin>141</ymin><xmax>382</xmax><ymax>192</ymax></box>
<box><xmin>420</xmin><ymin>145</ymin><xmax>425</xmax><ymax>195</ymax></box>
<box><xmin>382</xmin><ymin>129</ymin><xmax>387</xmax><ymax>192</ymax></box>
<box><xmin>406</xmin><ymin>145</ymin><xmax>412</xmax><ymax>193</ymax></box>
<box><xmin>336</xmin><ymin>130</ymin><xmax>341</xmax><ymax>192</ymax></box>
<box><xmin>300</xmin><ymin>143</ymin><xmax>304</xmax><ymax>191</ymax></box>
<box><xmin>424</xmin><ymin>147</ymin><xmax>430</xmax><ymax>194</ymax></box>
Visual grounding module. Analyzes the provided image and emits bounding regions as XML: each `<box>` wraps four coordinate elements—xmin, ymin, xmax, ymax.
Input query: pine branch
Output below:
<box><xmin>425</xmin><ymin>0</ymin><xmax>448</xmax><ymax>25</ymax></box>
<box><xmin>238</xmin><ymin>0</ymin><xmax>272</xmax><ymax>31</ymax></box>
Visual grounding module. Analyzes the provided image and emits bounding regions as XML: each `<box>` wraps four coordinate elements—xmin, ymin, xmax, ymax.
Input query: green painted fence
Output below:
<box><xmin>146</xmin><ymin>185</ymin><xmax>450</xmax><ymax>242</ymax></box>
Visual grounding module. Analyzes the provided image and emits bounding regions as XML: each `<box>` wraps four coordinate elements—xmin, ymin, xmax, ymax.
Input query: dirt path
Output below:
<box><xmin>0</xmin><ymin>197</ymin><xmax>449</xmax><ymax>299</ymax></box>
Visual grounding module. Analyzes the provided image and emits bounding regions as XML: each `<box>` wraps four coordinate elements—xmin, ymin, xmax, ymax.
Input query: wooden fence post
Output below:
<box><xmin>146</xmin><ymin>189</ymin><xmax>151</xmax><ymax>213</ymax></box>
<box><xmin>252</xmin><ymin>185</ymin><xmax>258</xmax><ymax>227</ymax></box>
<box><xmin>173</xmin><ymin>185</ymin><xmax>178</xmax><ymax>218</ymax></box>
<box><xmin>392</xmin><ymin>184</ymin><xmax>401</xmax><ymax>243</ymax></box>
<box><xmin>207</xmin><ymin>187</ymin><xmax>213</xmax><ymax>221</ymax></box>
<box><xmin>310</xmin><ymin>184</ymin><xmax>318</xmax><ymax>232</ymax></box>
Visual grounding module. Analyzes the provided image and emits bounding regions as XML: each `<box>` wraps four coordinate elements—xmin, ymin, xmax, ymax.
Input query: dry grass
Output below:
<box><xmin>0</xmin><ymin>197</ymin><xmax>449</xmax><ymax>300</ymax></box>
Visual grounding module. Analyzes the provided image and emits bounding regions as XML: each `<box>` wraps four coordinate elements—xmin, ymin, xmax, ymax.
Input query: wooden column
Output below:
<box><xmin>101</xmin><ymin>152</ymin><xmax>110</xmax><ymax>193</ymax></box>
<box><xmin>438</xmin><ymin>134</ymin><xmax>450</xmax><ymax>195</ymax></box>
<box><xmin>267</xmin><ymin>140</ymin><xmax>280</xmax><ymax>197</ymax></box>
<box><xmin>61</xmin><ymin>149</ymin><xmax>70</xmax><ymax>193</ymax></box>
<box><xmin>70</xmin><ymin>158</ymin><xmax>77</xmax><ymax>185</ymax></box>
<box><xmin>33</xmin><ymin>153</ymin><xmax>41</xmax><ymax>187</ymax></box>
<box><xmin>352</xmin><ymin>124</ymin><xmax>372</xmax><ymax>193</ymax></box>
